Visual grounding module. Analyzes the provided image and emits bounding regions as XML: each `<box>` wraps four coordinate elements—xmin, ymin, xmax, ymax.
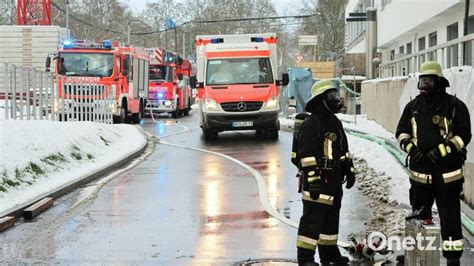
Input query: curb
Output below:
<box><xmin>0</xmin><ymin>126</ymin><xmax>150</xmax><ymax>219</ymax></box>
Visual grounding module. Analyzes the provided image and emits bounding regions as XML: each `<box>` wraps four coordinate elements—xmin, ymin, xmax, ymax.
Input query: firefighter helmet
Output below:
<box><xmin>419</xmin><ymin>61</ymin><xmax>450</xmax><ymax>87</ymax></box>
<box><xmin>420</xmin><ymin>61</ymin><xmax>444</xmax><ymax>77</ymax></box>
<box><xmin>310</xmin><ymin>79</ymin><xmax>337</xmax><ymax>100</ymax></box>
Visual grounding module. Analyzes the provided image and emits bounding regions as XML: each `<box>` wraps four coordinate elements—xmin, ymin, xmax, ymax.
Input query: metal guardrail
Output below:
<box><xmin>1</xmin><ymin>63</ymin><xmax>115</xmax><ymax>123</ymax></box>
<box><xmin>379</xmin><ymin>33</ymin><xmax>474</xmax><ymax>77</ymax></box>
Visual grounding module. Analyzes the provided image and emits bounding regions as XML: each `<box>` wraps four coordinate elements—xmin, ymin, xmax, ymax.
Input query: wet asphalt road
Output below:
<box><xmin>0</xmin><ymin>111</ymin><xmax>371</xmax><ymax>264</ymax></box>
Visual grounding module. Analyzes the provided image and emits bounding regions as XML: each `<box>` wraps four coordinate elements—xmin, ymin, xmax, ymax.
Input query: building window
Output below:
<box><xmin>428</xmin><ymin>51</ymin><xmax>437</xmax><ymax>61</ymax></box>
<box><xmin>429</xmin><ymin>31</ymin><xmax>437</xmax><ymax>47</ymax></box>
<box><xmin>466</xmin><ymin>41</ymin><xmax>472</xmax><ymax>66</ymax></box>
<box><xmin>418</xmin><ymin>37</ymin><xmax>426</xmax><ymax>51</ymax></box>
<box><xmin>406</xmin><ymin>42</ymin><xmax>412</xmax><ymax>54</ymax></box>
<box><xmin>447</xmin><ymin>22</ymin><xmax>459</xmax><ymax>41</ymax></box>
<box><xmin>448</xmin><ymin>44</ymin><xmax>459</xmax><ymax>68</ymax></box>
<box><xmin>390</xmin><ymin>50</ymin><xmax>395</xmax><ymax>60</ymax></box>
<box><xmin>468</xmin><ymin>15</ymin><xmax>474</xmax><ymax>34</ymax></box>
<box><xmin>399</xmin><ymin>45</ymin><xmax>405</xmax><ymax>55</ymax></box>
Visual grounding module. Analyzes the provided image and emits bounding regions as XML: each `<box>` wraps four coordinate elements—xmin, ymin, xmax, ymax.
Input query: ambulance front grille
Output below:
<box><xmin>220</xmin><ymin>101</ymin><xmax>263</xmax><ymax>112</ymax></box>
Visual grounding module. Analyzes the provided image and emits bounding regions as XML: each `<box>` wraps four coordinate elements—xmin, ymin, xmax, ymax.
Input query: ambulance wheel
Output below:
<box><xmin>256</xmin><ymin>130</ymin><xmax>265</xmax><ymax>138</ymax></box>
<box><xmin>203</xmin><ymin>127</ymin><xmax>217</xmax><ymax>141</ymax></box>
<box><xmin>268</xmin><ymin>128</ymin><xmax>279</xmax><ymax>140</ymax></box>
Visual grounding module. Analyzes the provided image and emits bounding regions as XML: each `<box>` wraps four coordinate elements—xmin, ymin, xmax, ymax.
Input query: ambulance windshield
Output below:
<box><xmin>206</xmin><ymin>58</ymin><xmax>273</xmax><ymax>85</ymax></box>
<box><xmin>58</xmin><ymin>52</ymin><xmax>114</xmax><ymax>77</ymax></box>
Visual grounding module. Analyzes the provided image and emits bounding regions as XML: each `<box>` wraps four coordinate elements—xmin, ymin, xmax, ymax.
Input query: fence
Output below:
<box><xmin>1</xmin><ymin>63</ymin><xmax>115</xmax><ymax>123</ymax></box>
<box><xmin>380</xmin><ymin>33</ymin><xmax>474</xmax><ymax>77</ymax></box>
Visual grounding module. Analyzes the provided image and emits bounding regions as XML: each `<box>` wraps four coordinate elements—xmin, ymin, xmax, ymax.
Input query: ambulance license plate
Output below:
<box><xmin>232</xmin><ymin>121</ymin><xmax>253</xmax><ymax>127</ymax></box>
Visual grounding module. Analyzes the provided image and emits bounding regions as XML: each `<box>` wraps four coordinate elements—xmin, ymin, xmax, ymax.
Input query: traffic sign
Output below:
<box><xmin>298</xmin><ymin>35</ymin><xmax>318</xmax><ymax>46</ymax></box>
<box><xmin>295</xmin><ymin>54</ymin><xmax>304</xmax><ymax>63</ymax></box>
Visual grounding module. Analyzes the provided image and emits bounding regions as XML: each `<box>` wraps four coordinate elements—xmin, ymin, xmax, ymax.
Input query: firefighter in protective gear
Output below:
<box><xmin>396</xmin><ymin>61</ymin><xmax>471</xmax><ymax>266</ymax></box>
<box><xmin>294</xmin><ymin>79</ymin><xmax>356</xmax><ymax>265</ymax></box>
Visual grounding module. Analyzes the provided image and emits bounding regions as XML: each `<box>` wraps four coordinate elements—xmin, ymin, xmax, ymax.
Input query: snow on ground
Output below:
<box><xmin>347</xmin><ymin>133</ymin><xmax>410</xmax><ymax>207</ymax></box>
<box><xmin>345</xmin><ymin>126</ymin><xmax>410</xmax><ymax>237</ymax></box>
<box><xmin>0</xmin><ymin>120</ymin><xmax>147</xmax><ymax>215</ymax></box>
<box><xmin>337</xmin><ymin>113</ymin><xmax>396</xmax><ymax>140</ymax></box>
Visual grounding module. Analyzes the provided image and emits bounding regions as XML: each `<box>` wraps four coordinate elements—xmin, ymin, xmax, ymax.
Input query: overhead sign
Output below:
<box><xmin>298</xmin><ymin>35</ymin><xmax>318</xmax><ymax>46</ymax></box>
<box><xmin>295</xmin><ymin>54</ymin><xmax>304</xmax><ymax>63</ymax></box>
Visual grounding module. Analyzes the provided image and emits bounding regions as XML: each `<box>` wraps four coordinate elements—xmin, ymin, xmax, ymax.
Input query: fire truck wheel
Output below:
<box><xmin>131</xmin><ymin>112</ymin><xmax>141</xmax><ymax>124</ymax></box>
<box><xmin>113</xmin><ymin>116</ymin><xmax>121</xmax><ymax>124</ymax></box>
<box><xmin>183</xmin><ymin>98</ymin><xmax>191</xmax><ymax>116</ymax></box>
<box><xmin>117</xmin><ymin>105</ymin><xmax>130</xmax><ymax>124</ymax></box>
<box><xmin>171</xmin><ymin>103</ymin><xmax>180</xmax><ymax>118</ymax></box>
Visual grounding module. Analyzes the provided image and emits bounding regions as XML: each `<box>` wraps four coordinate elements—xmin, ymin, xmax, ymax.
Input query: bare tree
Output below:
<box><xmin>0</xmin><ymin>0</ymin><xmax>16</xmax><ymax>25</ymax></box>
<box><xmin>299</xmin><ymin>0</ymin><xmax>347</xmax><ymax>59</ymax></box>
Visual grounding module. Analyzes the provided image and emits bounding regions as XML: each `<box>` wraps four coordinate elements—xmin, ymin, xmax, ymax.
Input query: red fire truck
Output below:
<box><xmin>47</xmin><ymin>39</ymin><xmax>150</xmax><ymax>124</ymax></box>
<box><xmin>145</xmin><ymin>48</ymin><xmax>192</xmax><ymax>118</ymax></box>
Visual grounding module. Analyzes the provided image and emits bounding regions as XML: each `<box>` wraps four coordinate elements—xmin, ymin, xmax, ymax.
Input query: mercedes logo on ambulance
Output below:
<box><xmin>237</xmin><ymin>102</ymin><xmax>247</xmax><ymax>112</ymax></box>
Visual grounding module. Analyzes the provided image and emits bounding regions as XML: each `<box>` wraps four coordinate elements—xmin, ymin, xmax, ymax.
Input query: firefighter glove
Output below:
<box><xmin>305</xmin><ymin>170</ymin><xmax>322</xmax><ymax>200</ymax></box>
<box><xmin>409</xmin><ymin>145</ymin><xmax>428</xmax><ymax>166</ymax></box>
<box><xmin>426</xmin><ymin>142</ymin><xmax>451</xmax><ymax>163</ymax></box>
<box><xmin>342</xmin><ymin>160</ymin><xmax>356</xmax><ymax>189</ymax></box>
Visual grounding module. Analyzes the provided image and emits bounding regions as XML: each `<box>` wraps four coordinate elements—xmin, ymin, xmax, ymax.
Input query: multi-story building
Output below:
<box><xmin>345</xmin><ymin>0</ymin><xmax>474</xmax><ymax>78</ymax></box>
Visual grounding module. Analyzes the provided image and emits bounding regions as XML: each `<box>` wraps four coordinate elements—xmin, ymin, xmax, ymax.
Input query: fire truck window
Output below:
<box><xmin>115</xmin><ymin>56</ymin><xmax>120</xmax><ymax>75</ymax></box>
<box><xmin>138</xmin><ymin>59</ymin><xmax>144</xmax><ymax>92</ymax></box>
<box><xmin>144</xmin><ymin>61</ymin><xmax>149</xmax><ymax>93</ymax></box>
<box><xmin>122</xmin><ymin>57</ymin><xmax>129</xmax><ymax>76</ymax></box>
<box><xmin>167</xmin><ymin>66</ymin><xmax>174</xmax><ymax>83</ymax></box>
<box><xmin>58</xmin><ymin>52</ymin><xmax>113</xmax><ymax>77</ymax></box>
<box><xmin>129</xmin><ymin>55</ymin><xmax>134</xmax><ymax>81</ymax></box>
<box><xmin>149</xmin><ymin>66</ymin><xmax>166</xmax><ymax>80</ymax></box>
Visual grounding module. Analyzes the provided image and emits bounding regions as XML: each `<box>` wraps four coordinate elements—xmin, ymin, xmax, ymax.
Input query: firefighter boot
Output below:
<box><xmin>298</xmin><ymin>248</ymin><xmax>319</xmax><ymax>266</ymax></box>
<box><xmin>318</xmin><ymin>245</ymin><xmax>349</xmax><ymax>265</ymax></box>
<box><xmin>447</xmin><ymin>258</ymin><xmax>460</xmax><ymax>266</ymax></box>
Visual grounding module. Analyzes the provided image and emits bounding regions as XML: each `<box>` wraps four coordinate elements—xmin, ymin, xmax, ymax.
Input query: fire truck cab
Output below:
<box><xmin>191</xmin><ymin>33</ymin><xmax>289</xmax><ymax>140</ymax></box>
<box><xmin>145</xmin><ymin>48</ymin><xmax>192</xmax><ymax>118</ymax></box>
<box><xmin>48</xmin><ymin>39</ymin><xmax>150</xmax><ymax>124</ymax></box>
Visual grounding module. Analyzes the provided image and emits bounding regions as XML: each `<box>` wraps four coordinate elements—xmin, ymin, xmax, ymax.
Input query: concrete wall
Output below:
<box><xmin>361</xmin><ymin>77</ymin><xmax>407</xmax><ymax>133</ymax></box>
<box><xmin>361</xmin><ymin>78</ymin><xmax>474</xmax><ymax>207</ymax></box>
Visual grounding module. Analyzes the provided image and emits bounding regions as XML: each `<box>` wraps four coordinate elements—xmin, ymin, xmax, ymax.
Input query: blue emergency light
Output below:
<box><xmin>102</xmin><ymin>40</ymin><xmax>112</xmax><ymax>49</ymax></box>
<box><xmin>158</xmin><ymin>92</ymin><xmax>164</xmax><ymax>98</ymax></box>
<box><xmin>255</xmin><ymin>37</ymin><xmax>264</xmax><ymax>42</ymax></box>
<box><xmin>210</xmin><ymin>38</ymin><xmax>223</xmax><ymax>44</ymax></box>
<box><xmin>63</xmin><ymin>39</ymin><xmax>74</xmax><ymax>48</ymax></box>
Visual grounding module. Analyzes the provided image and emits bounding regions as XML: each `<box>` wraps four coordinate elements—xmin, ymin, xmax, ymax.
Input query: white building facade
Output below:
<box><xmin>346</xmin><ymin>0</ymin><xmax>474</xmax><ymax>77</ymax></box>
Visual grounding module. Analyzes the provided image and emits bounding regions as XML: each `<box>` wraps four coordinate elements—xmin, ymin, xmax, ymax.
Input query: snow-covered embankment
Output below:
<box><xmin>0</xmin><ymin>120</ymin><xmax>147</xmax><ymax>215</ymax></box>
